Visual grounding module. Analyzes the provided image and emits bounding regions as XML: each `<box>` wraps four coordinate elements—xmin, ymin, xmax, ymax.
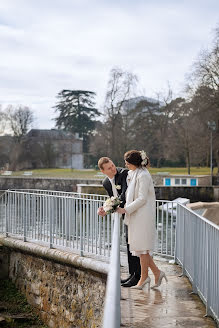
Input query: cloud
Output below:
<box><xmin>0</xmin><ymin>0</ymin><xmax>219</xmax><ymax>128</ymax></box>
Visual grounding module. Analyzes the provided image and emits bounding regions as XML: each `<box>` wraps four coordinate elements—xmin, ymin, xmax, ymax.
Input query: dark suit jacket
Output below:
<box><xmin>102</xmin><ymin>167</ymin><xmax>128</xmax><ymax>208</ymax></box>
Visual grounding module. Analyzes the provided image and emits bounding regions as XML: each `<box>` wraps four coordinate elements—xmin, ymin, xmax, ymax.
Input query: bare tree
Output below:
<box><xmin>6</xmin><ymin>105</ymin><xmax>34</xmax><ymax>141</ymax></box>
<box><xmin>191</xmin><ymin>27</ymin><xmax>219</xmax><ymax>91</ymax></box>
<box><xmin>0</xmin><ymin>106</ymin><xmax>7</xmax><ymax>135</ymax></box>
<box><xmin>145</xmin><ymin>85</ymin><xmax>181</xmax><ymax>168</ymax></box>
<box><xmin>104</xmin><ymin>67</ymin><xmax>138</xmax><ymax>163</ymax></box>
<box><xmin>186</xmin><ymin>26</ymin><xmax>219</xmax><ymax>174</ymax></box>
<box><xmin>124</xmin><ymin>98</ymin><xmax>160</xmax><ymax>166</ymax></box>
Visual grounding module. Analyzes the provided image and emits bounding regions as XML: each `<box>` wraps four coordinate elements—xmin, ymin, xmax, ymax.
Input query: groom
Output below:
<box><xmin>97</xmin><ymin>157</ymin><xmax>141</xmax><ymax>287</ymax></box>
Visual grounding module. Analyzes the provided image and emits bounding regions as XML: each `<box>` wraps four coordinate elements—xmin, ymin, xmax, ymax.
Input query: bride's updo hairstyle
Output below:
<box><xmin>124</xmin><ymin>150</ymin><xmax>150</xmax><ymax>168</ymax></box>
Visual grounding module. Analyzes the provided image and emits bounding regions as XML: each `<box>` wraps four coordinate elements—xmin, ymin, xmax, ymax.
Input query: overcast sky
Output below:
<box><xmin>0</xmin><ymin>0</ymin><xmax>218</xmax><ymax>130</ymax></box>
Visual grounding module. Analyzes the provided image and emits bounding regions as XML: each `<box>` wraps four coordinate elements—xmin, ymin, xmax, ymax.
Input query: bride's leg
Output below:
<box><xmin>148</xmin><ymin>255</ymin><xmax>160</xmax><ymax>284</ymax></box>
<box><xmin>137</xmin><ymin>253</ymin><xmax>150</xmax><ymax>286</ymax></box>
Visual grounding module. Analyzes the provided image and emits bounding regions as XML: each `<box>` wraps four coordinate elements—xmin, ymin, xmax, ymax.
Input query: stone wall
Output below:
<box><xmin>0</xmin><ymin>176</ymin><xmax>101</xmax><ymax>192</ymax></box>
<box><xmin>213</xmin><ymin>175</ymin><xmax>219</xmax><ymax>185</ymax></box>
<box><xmin>0</xmin><ymin>244</ymin><xmax>9</xmax><ymax>279</ymax></box>
<box><xmin>77</xmin><ymin>184</ymin><xmax>216</xmax><ymax>202</ymax></box>
<box><xmin>154</xmin><ymin>186</ymin><xmax>215</xmax><ymax>202</ymax></box>
<box><xmin>0</xmin><ymin>239</ymin><xmax>107</xmax><ymax>328</ymax></box>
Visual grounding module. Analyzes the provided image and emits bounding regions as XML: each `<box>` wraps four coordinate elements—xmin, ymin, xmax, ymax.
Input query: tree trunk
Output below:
<box><xmin>186</xmin><ymin>149</ymin><xmax>191</xmax><ymax>175</ymax></box>
<box><xmin>157</xmin><ymin>158</ymin><xmax>161</xmax><ymax>168</ymax></box>
<box><xmin>216</xmin><ymin>149</ymin><xmax>219</xmax><ymax>176</ymax></box>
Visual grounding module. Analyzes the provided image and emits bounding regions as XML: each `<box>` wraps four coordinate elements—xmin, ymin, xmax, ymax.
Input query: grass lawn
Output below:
<box><xmin>5</xmin><ymin>166</ymin><xmax>217</xmax><ymax>179</ymax></box>
<box><xmin>148</xmin><ymin>167</ymin><xmax>216</xmax><ymax>175</ymax></box>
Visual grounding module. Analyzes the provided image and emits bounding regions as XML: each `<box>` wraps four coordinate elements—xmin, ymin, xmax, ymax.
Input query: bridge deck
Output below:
<box><xmin>120</xmin><ymin>255</ymin><xmax>217</xmax><ymax>328</ymax></box>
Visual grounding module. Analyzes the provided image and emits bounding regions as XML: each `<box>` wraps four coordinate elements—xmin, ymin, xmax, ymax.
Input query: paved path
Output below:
<box><xmin>120</xmin><ymin>257</ymin><xmax>217</xmax><ymax>328</ymax></box>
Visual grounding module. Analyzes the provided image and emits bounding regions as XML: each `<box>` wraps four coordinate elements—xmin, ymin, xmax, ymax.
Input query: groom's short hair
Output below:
<box><xmin>98</xmin><ymin>157</ymin><xmax>112</xmax><ymax>170</ymax></box>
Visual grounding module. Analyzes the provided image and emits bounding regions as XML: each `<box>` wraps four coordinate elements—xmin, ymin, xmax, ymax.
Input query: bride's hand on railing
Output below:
<box><xmin>116</xmin><ymin>207</ymin><xmax>126</xmax><ymax>214</ymax></box>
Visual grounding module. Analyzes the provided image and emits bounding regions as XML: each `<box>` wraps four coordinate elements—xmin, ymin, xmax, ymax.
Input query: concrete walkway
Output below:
<box><xmin>120</xmin><ymin>257</ymin><xmax>217</xmax><ymax>328</ymax></box>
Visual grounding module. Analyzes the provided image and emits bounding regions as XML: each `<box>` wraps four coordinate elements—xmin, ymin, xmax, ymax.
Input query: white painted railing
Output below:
<box><xmin>155</xmin><ymin>200</ymin><xmax>177</xmax><ymax>258</ymax></box>
<box><xmin>0</xmin><ymin>190</ymin><xmax>113</xmax><ymax>258</ymax></box>
<box><xmin>1</xmin><ymin>190</ymin><xmax>177</xmax><ymax>258</ymax></box>
<box><xmin>1</xmin><ymin>190</ymin><xmax>218</xmax><ymax>325</ymax></box>
<box><xmin>175</xmin><ymin>203</ymin><xmax>219</xmax><ymax>325</ymax></box>
<box><xmin>0</xmin><ymin>192</ymin><xmax>177</xmax><ymax>257</ymax></box>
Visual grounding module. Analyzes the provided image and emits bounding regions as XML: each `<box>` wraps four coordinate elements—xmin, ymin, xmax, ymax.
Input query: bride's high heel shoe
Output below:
<box><xmin>151</xmin><ymin>271</ymin><xmax>168</xmax><ymax>289</ymax></box>
<box><xmin>131</xmin><ymin>276</ymin><xmax>151</xmax><ymax>290</ymax></box>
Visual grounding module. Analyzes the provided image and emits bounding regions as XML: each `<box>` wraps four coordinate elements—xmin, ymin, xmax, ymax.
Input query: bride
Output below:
<box><xmin>117</xmin><ymin>150</ymin><xmax>167</xmax><ymax>289</ymax></box>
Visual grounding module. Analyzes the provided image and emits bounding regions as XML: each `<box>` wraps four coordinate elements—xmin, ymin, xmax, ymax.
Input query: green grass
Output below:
<box><xmin>10</xmin><ymin>168</ymin><xmax>98</xmax><ymax>179</ymax></box>
<box><xmin>4</xmin><ymin>166</ymin><xmax>217</xmax><ymax>179</ymax></box>
<box><xmin>148</xmin><ymin>166</ymin><xmax>216</xmax><ymax>175</ymax></box>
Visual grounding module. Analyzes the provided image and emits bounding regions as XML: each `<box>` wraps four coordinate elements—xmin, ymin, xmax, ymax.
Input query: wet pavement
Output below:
<box><xmin>120</xmin><ymin>256</ymin><xmax>217</xmax><ymax>328</ymax></box>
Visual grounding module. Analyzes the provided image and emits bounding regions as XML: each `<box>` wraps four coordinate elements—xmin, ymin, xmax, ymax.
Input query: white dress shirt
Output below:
<box><xmin>108</xmin><ymin>177</ymin><xmax>118</xmax><ymax>198</ymax></box>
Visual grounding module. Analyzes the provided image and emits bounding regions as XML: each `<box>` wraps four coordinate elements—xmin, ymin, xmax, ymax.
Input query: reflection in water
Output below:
<box><xmin>133</xmin><ymin>287</ymin><xmax>165</xmax><ymax>307</ymax></box>
<box><xmin>151</xmin><ymin>289</ymin><xmax>164</xmax><ymax>305</ymax></box>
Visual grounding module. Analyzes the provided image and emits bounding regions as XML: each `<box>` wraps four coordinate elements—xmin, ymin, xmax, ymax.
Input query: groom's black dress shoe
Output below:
<box><xmin>121</xmin><ymin>275</ymin><xmax>132</xmax><ymax>284</ymax></box>
<box><xmin>121</xmin><ymin>273</ymin><xmax>140</xmax><ymax>287</ymax></box>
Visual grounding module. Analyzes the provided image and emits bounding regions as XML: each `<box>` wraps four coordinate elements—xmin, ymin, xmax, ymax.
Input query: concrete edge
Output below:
<box><xmin>0</xmin><ymin>237</ymin><xmax>109</xmax><ymax>277</ymax></box>
<box><xmin>0</xmin><ymin>176</ymin><xmax>102</xmax><ymax>182</ymax></box>
<box><xmin>187</xmin><ymin>201</ymin><xmax>219</xmax><ymax>210</ymax></box>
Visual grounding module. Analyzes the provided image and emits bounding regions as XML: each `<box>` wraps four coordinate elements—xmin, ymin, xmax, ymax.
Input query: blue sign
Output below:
<box><xmin>190</xmin><ymin>179</ymin><xmax>197</xmax><ymax>186</ymax></box>
<box><xmin>165</xmin><ymin>178</ymin><xmax>171</xmax><ymax>186</ymax></box>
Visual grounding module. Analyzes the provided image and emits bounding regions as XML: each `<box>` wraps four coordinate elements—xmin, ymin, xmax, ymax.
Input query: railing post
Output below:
<box><xmin>80</xmin><ymin>200</ymin><xmax>83</xmax><ymax>256</ymax></box>
<box><xmin>23</xmin><ymin>193</ymin><xmax>27</xmax><ymax>242</ymax></box>
<box><xmin>174</xmin><ymin>203</ymin><xmax>178</xmax><ymax>264</ymax></box>
<box><xmin>181</xmin><ymin>206</ymin><xmax>186</xmax><ymax>276</ymax></box>
<box><xmin>205</xmin><ymin>224</ymin><xmax>211</xmax><ymax>317</ymax></box>
<box><xmin>5</xmin><ymin>192</ymin><xmax>9</xmax><ymax>237</ymax></box>
<box><xmin>49</xmin><ymin>197</ymin><xmax>53</xmax><ymax>249</ymax></box>
<box><xmin>191</xmin><ymin>213</ymin><xmax>198</xmax><ymax>294</ymax></box>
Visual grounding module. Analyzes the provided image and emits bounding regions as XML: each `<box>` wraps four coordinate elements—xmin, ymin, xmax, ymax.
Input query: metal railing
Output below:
<box><xmin>0</xmin><ymin>190</ymin><xmax>177</xmax><ymax>259</ymax></box>
<box><xmin>155</xmin><ymin>200</ymin><xmax>177</xmax><ymax>258</ymax></box>
<box><xmin>1</xmin><ymin>190</ymin><xmax>218</xmax><ymax>325</ymax></box>
<box><xmin>176</xmin><ymin>203</ymin><xmax>219</xmax><ymax>325</ymax></box>
<box><xmin>0</xmin><ymin>190</ymin><xmax>115</xmax><ymax>258</ymax></box>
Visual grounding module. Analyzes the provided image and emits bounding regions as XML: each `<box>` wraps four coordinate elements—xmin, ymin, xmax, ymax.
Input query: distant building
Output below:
<box><xmin>26</xmin><ymin>129</ymin><xmax>84</xmax><ymax>169</ymax></box>
<box><xmin>121</xmin><ymin>96</ymin><xmax>162</xmax><ymax>114</ymax></box>
<box><xmin>0</xmin><ymin>129</ymin><xmax>84</xmax><ymax>170</ymax></box>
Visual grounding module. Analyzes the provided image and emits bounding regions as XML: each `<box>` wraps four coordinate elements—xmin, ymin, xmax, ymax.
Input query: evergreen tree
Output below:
<box><xmin>53</xmin><ymin>90</ymin><xmax>101</xmax><ymax>153</ymax></box>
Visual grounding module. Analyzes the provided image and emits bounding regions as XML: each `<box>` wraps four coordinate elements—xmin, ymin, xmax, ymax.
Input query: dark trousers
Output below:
<box><xmin>125</xmin><ymin>225</ymin><xmax>141</xmax><ymax>276</ymax></box>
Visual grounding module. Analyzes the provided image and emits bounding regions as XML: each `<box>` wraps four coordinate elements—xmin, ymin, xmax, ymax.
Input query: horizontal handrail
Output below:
<box><xmin>178</xmin><ymin>202</ymin><xmax>219</xmax><ymax>230</ymax></box>
<box><xmin>103</xmin><ymin>213</ymin><xmax>121</xmax><ymax>328</ymax></box>
<box><xmin>6</xmin><ymin>190</ymin><xmax>107</xmax><ymax>202</ymax></box>
<box><xmin>11</xmin><ymin>189</ymin><xmax>108</xmax><ymax>200</ymax></box>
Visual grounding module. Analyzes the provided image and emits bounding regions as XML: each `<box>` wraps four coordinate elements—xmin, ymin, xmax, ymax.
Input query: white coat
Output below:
<box><xmin>124</xmin><ymin>168</ymin><xmax>156</xmax><ymax>253</ymax></box>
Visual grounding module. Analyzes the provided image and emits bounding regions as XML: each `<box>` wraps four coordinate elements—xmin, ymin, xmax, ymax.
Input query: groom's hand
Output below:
<box><xmin>97</xmin><ymin>206</ymin><xmax>106</xmax><ymax>217</ymax></box>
